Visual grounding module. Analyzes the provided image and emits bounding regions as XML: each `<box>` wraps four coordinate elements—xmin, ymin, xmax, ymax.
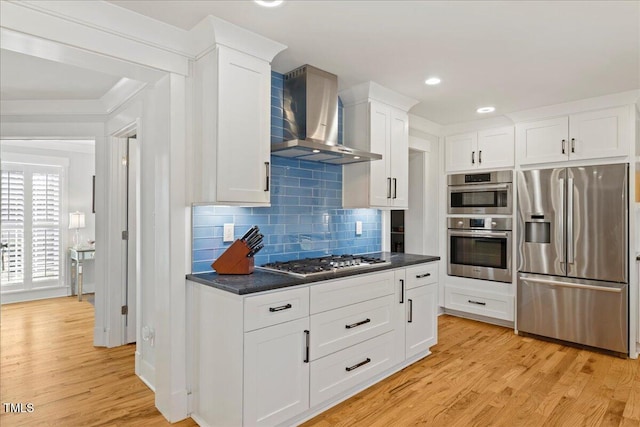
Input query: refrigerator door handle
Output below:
<box><xmin>521</xmin><ymin>276</ymin><xmax>623</xmax><ymax>293</ymax></box>
<box><xmin>559</xmin><ymin>177</ymin><xmax>565</xmax><ymax>267</ymax></box>
<box><xmin>567</xmin><ymin>177</ymin><xmax>574</xmax><ymax>264</ymax></box>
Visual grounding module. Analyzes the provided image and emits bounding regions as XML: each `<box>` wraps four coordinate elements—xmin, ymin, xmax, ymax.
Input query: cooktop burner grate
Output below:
<box><xmin>259</xmin><ymin>254</ymin><xmax>390</xmax><ymax>278</ymax></box>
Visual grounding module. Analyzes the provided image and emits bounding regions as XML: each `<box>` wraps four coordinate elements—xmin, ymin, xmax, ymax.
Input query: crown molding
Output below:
<box><xmin>189</xmin><ymin>16</ymin><xmax>286</xmax><ymax>62</ymax></box>
<box><xmin>339</xmin><ymin>82</ymin><xmax>418</xmax><ymax>112</ymax></box>
<box><xmin>505</xmin><ymin>89</ymin><xmax>640</xmax><ymax>123</ymax></box>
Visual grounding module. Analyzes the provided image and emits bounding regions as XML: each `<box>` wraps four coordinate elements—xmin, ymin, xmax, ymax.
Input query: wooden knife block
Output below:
<box><xmin>212</xmin><ymin>239</ymin><xmax>255</xmax><ymax>275</ymax></box>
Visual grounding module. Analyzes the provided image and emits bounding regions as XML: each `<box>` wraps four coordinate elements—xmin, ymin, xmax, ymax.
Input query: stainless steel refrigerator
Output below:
<box><xmin>517</xmin><ymin>164</ymin><xmax>628</xmax><ymax>354</ymax></box>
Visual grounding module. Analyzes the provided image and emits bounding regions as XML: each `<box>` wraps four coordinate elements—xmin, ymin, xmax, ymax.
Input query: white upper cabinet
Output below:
<box><xmin>192</xmin><ymin>31</ymin><xmax>285</xmax><ymax>205</ymax></box>
<box><xmin>568</xmin><ymin>106</ymin><xmax>630</xmax><ymax>161</ymax></box>
<box><xmin>517</xmin><ymin>106</ymin><xmax>630</xmax><ymax>165</ymax></box>
<box><xmin>341</xmin><ymin>82</ymin><xmax>417</xmax><ymax>209</ymax></box>
<box><xmin>445</xmin><ymin>127</ymin><xmax>514</xmax><ymax>173</ymax></box>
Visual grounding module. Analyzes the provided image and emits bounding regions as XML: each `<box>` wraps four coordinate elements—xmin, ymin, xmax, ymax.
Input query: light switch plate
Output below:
<box><xmin>356</xmin><ymin>221</ymin><xmax>363</xmax><ymax>235</ymax></box>
<box><xmin>223</xmin><ymin>223</ymin><xmax>234</xmax><ymax>242</ymax></box>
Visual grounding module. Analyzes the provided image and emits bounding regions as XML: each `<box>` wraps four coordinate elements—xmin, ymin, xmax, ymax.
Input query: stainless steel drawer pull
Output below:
<box><xmin>269</xmin><ymin>303</ymin><xmax>292</xmax><ymax>312</ymax></box>
<box><xmin>304</xmin><ymin>330</ymin><xmax>310</xmax><ymax>363</ymax></box>
<box><xmin>393</xmin><ymin>178</ymin><xmax>397</xmax><ymax>199</ymax></box>
<box><xmin>479</xmin><ymin>150</ymin><xmax>482</xmax><ymax>164</ymax></box>
<box><xmin>561</xmin><ymin>139</ymin><xmax>566</xmax><ymax>154</ymax></box>
<box><xmin>468</xmin><ymin>299</ymin><xmax>486</xmax><ymax>306</ymax></box>
<box><xmin>387</xmin><ymin>177</ymin><xmax>392</xmax><ymax>198</ymax></box>
<box><xmin>416</xmin><ymin>273</ymin><xmax>431</xmax><ymax>278</ymax></box>
<box><xmin>345</xmin><ymin>318</ymin><xmax>371</xmax><ymax>329</ymax></box>
<box><xmin>345</xmin><ymin>358</ymin><xmax>371</xmax><ymax>372</ymax></box>
<box><xmin>571</xmin><ymin>137</ymin><xmax>575</xmax><ymax>153</ymax></box>
<box><xmin>264</xmin><ymin>162</ymin><xmax>270</xmax><ymax>191</ymax></box>
<box><xmin>471</xmin><ymin>151</ymin><xmax>475</xmax><ymax>164</ymax></box>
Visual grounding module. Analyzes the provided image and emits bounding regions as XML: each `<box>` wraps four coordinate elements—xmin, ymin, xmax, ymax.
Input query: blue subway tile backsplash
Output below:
<box><xmin>191</xmin><ymin>71</ymin><xmax>382</xmax><ymax>273</ymax></box>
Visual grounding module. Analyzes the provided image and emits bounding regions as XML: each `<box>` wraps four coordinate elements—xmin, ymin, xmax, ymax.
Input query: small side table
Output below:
<box><xmin>69</xmin><ymin>247</ymin><xmax>95</xmax><ymax>301</ymax></box>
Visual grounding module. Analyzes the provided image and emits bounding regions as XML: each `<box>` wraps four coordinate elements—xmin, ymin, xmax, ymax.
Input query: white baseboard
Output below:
<box><xmin>93</xmin><ymin>326</ymin><xmax>107</xmax><ymax>347</ymax></box>
<box><xmin>1</xmin><ymin>286</ymin><xmax>70</xmax><ymax>304</ymax></box>
<box><xmin>136</xmin><ymin>350</ymin><xmax>156</xmax><ymax>391</ymax></box>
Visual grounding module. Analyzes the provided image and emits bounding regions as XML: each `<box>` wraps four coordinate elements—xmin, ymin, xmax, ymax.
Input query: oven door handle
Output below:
<box><xmin>448</xmin><ymin>231</ymin><xmax>510</xmax><ymax>238</ymax></box>
<box><xmin>449</xmin><ymin>183</ymin><xmax>510</xmax><ymax>192</ymax></box>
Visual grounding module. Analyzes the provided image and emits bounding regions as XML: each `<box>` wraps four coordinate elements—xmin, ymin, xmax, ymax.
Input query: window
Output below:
<box><xmin>1</xmin><ymin>163</ymin><xmax>63</xmax><ymax>292</ymax></box>
<box><xmin>1</xmin><ymin>170</ymin><xmax>25</xmax><ymax>285</ymax></box>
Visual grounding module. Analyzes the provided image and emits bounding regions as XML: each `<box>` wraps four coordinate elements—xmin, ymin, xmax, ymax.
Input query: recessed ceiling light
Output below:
<box><xmin>425</xmin><ymin>77</ymin><xmax>441</xmax><ymax>85</ymax></box>
<box><xmin>354</xmin><ymin>156</ymin><xmax>361</xmax><ymax>160</ymax></box>
<box><xmin>255</xmin><ymin>0</ymin><xmax>284</xmax><ymax>7</ymax></box>
<box><xmin>312</xmin><ymin>149</ymin><xmax>320</xmax><ymax>153</ymax></box>
<box><xmin>477</xmin><ymin>106</ymin><xmax>495</xmax><ymax>114</ymax></box>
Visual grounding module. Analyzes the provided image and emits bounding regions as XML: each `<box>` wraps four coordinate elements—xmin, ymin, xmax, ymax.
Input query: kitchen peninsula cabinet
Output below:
<box><xmin>516</xmin><ymin>106</ymin><xmax>630</xmax><ymax>165</ymax></box>
<box><xmin>187</xmin><ymin>254</ymin><xmax>439</xmax><ymax>427</ymax></box>
<box><xmin>445</xmin><ymin>127</ymin><xmax>514</xmax><ymax>173</ymax></box>
<box><xmin>340</xmin><ymin>82</ymin><xmax>418</xmax><ymax>209</ymax></box>
<box><xmin>193</xmin><ymin>45</ymin><xmax>274</xmax><ymax>206</ymax></box>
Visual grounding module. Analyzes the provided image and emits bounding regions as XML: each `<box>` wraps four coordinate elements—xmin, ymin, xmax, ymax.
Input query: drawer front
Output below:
<box><xmin>244</xmin><ymin>287</ymin><xmax>310</xmax><ymax>332</ymax></box>
<box><xmin>310</xmin><ymin>271</ymin><xmax>395</xmax><ymax>314</ymax></box>
<box><xmin>445</xmin><ymin>286</ymin><xmax>513</xmax><ymax>321</ymax></box>
<box><xmin>405</xmin><ymin>263</ymin><xmax>438</xmax><ymax>290</ymax></box>
<box><xmin>310</xmin><ymin>295</ymin><xmax>395</xmax><ymax>360</ymax></box>
<box><xmin>310</xmin><ymin>331</ymin><xmax>397</xmax><ymax>407</ymax></box>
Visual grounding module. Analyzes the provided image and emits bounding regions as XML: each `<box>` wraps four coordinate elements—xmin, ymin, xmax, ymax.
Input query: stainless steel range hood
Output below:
<box><xmin>271</xmin><ymin>65</ymin><xmax>382</xmax><ymax>165</ymax></box>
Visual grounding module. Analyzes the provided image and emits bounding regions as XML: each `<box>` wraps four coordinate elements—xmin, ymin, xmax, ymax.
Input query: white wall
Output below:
<box><xmin>1</xmin><ymin>141</ymin><xmax>96</xmax><ymax>292</ymax></box>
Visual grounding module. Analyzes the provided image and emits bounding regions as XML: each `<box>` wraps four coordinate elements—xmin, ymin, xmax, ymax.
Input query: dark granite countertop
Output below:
<box><xmin>186</xmin><ymin>252</ymin><xmax>440</xmax><ymax>295</ymax></box>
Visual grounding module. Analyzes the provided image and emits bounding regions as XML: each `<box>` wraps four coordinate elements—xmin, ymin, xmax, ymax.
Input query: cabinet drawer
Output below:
<box><xmin>310</xmin><ymin>295</ymin><xmax>395</xmax><ymax>360</ymax></box>
<box><xmin>310</xmin><ymin>331</ymin><xmax>396</xmax><ymax>407</ymax></box>
<box><xmin>310</xmin><ymin>271</ymin><xmax>395</xmax><ymax>314</ymax></box>
<box><xmin>444</xmin><ymin>286</ymin><xmax>513</xmax><ymax>321</ymax></box>
<box><xmin>405</xmin><ymin>263</ymin><xmax>438</xmax><ymax>289</ymax></box>
<box><xmin>244</xmin><ymin>287</ymin><xmax>309</xmax><ymax>332</ymax></box>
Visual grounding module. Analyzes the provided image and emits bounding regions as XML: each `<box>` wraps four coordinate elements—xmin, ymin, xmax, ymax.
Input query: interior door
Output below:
<box><xmin>567</xmin><ymin>164</ymin><xmax>627</xmax><ymax>282</ymax></box>
<box><xmin>517</xmin><ymin>168</ymin><xmax>566</xmax><ymax>276</ymax></box>
<box><xmin>125</xmin><ymin>137</ymin><xmax>138</xmax><ymax>344</ymax></box>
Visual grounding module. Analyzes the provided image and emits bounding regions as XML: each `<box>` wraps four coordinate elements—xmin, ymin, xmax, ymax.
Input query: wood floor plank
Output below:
<box><xmin>0</xmin><ymin>297</ymin><xmax>197</xmax><ymax>427</ymax></box>
<box><xmin>303</xmin><ymin>315</ymin><xmax>640</xmax><ymax>427</ymax></box>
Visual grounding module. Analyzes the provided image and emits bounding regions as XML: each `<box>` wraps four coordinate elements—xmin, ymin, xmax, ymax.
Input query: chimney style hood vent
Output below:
<box><xmin>271</xmin><ymin>65</ymin><xmax>382</xmax><ymax>165</ymax></box>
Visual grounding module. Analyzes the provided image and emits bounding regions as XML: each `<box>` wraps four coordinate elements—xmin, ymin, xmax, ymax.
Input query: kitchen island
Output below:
<box><xmin>187</xmin><ymin>253</ymin><xmax>440</xmax><ymax>427</ymax></box>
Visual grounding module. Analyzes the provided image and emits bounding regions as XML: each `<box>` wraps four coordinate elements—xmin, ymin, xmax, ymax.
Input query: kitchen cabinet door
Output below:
<box><xmin>405</xmin><ymin>284</ymin><xmax>437</xmax><ymax>359</ymax></box>
<box><xmin>244</xmin><ymin>317</ymin><xmax>310</xmax><ymax>426</ymax></box>
<box><xmin>568</xmin><ymin>106</ymin><xmax>629</xmax><ymax>161</ymax></box>
<box><xmin>217</xmin><ymin>47</ymin><xmax>271</xmax><ymax>204</ymax></box>
<box><xmin>477</xmin><ymin>127</ymin><xmax>514</xmax><ymax>170</ymax></box>
<box><xmin>517</xmin><ymin>117</ymin><xmax>569</xmax><ymax>165</ymax></box>
<box><xmin>368</xmin><ymin>101</ymin><xmax>392</xmax><ymax>207</ymax></box>
<box><xmin>195</xmin><ymin>46</ymin><xmax>271</xmax><ymax>205</ymax></box>
<box><xmin>389</xmin><ymin>108</ymin><xmax>409</xmax><ymax>208</ymax></box>
<box><xmin>445</xmin><ymin>132</ymin><xmax>477</xmax><ymax>172</ymax></box>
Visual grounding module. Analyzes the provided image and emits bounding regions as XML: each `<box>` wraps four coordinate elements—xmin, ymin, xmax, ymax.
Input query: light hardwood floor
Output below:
<box><xmin>0</xmin><ymin>296</ymin><xmax>197</xmax><ymax>427</ymax></box>
<box><xmin>304</xmin><ymin>315</ymin><xmax>640</xmax><ymax>427</ymax></box>
<box><xmin>3</xmin><ymin>298</ymin><xmax>639</xmax><ymax>426</ymax></box>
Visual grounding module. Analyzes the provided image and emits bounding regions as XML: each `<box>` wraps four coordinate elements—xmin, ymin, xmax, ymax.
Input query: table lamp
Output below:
<box><xmin>69</xmin><ymin>211</ymin><xmax>86</xmax><ymax>248</ymax></box>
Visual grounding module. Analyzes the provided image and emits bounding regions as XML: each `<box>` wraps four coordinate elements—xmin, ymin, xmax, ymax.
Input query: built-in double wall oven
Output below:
<box><xmin>448</xmin><ymin>170</ymin><xmax>512</xmax><ymax>215</ymax></box>
<box><xmin>447</xmin><ymin>171</ymin><xmax>513</xmax><ymax>283</ymax></box>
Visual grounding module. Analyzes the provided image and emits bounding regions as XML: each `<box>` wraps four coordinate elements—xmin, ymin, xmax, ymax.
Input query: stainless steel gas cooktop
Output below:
<box><xmin>259</xmin><ymin>254</ymin><xmax>390</xmax><ymax>278</ymax></box>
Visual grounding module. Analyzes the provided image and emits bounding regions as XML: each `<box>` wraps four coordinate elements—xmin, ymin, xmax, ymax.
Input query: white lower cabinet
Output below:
<box><xmin>244</xmin><ymin>318</ymin><xmax>310</xmax><ymax>427</ymax></box>
<box><xmin>310</xmin><ymin>331</ymin><xmax>396</xmax><ymax>406</ymax></box>
<box><xmin>445</xmin><ymin>285</ymin><xmax>514</xmax><ymax>321</ymax></box>
<box><xmin>188</xmin><ymin>261</ymin><xmax>439</xmax><ymax>427</ymax></box>
<box><xmin>406</xmin><ymin>284</ymin><xmax>438</xmax><ymax>359</ymax></box>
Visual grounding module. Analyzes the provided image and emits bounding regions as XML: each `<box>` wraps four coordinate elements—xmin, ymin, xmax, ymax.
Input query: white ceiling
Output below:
<box><xmin>107</xmin><ymin>0</ymin><xmax>640</xmax><ymax>125</ymax></box>
<box><xmin>0</xmin><ymin>49</ymin><xmax>121</xmax><ymax>101</ymax></box>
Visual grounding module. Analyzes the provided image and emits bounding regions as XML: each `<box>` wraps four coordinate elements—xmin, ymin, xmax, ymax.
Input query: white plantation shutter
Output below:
<box><xmin>31</xmin><ymin>173</ymin><xmax>61</xmax><ymax>280</ymax></box>
<box><xmin>1</xmin><ymin>171</ymin><xmax>25</xmax><ymax>285</ymax></box>
<box><xmin>1</xmin><ymin>163</ymin><xmax>63</xmax><ymax>290</ymax></box>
